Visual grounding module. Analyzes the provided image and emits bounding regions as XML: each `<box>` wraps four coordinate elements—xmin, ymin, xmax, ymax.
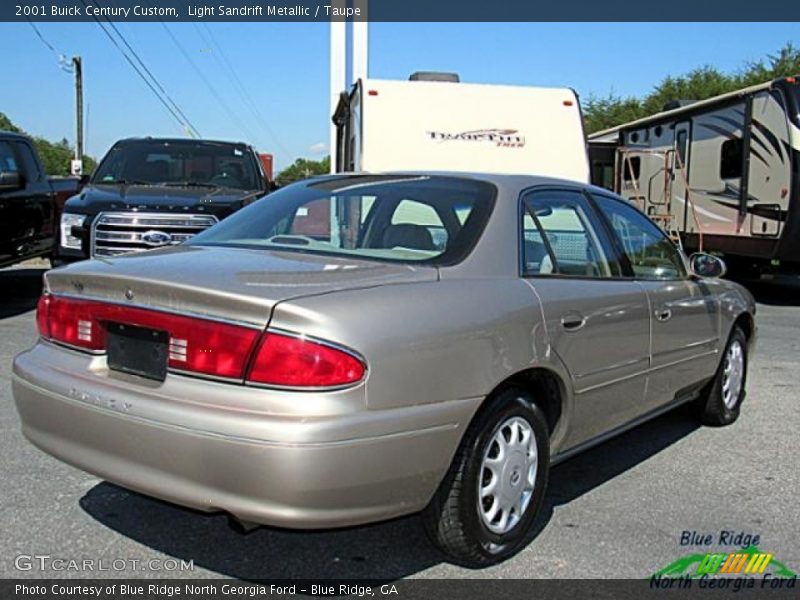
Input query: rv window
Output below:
<box><xmin>622</xmin><ymin>157</ymin><xmax>640</xmax><ymax>182</ymax></box>
<box><xmin>676</xmin><ymin>130</ymin><xmax>688</xmax><ymax>167</ymax></box>
<box><xmin>591</xmin><ymin>161</ymin><xmax>614</xmax><ymax>190</ymax></box>
<box><xmin>720</xmin><ymin>138</ymin><xmax>744</xmax><ymax>179</ymax></box>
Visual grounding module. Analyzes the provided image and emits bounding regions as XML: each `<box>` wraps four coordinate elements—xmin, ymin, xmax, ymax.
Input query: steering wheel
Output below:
<box><xmin>208</xmin><ymin>173</ymin><xmax>239</xmax><ymax>187</ymax></box>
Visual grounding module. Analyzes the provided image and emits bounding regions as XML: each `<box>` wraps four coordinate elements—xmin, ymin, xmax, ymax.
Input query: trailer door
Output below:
<box><xmin>747</xmin><ymin>90</ymin><xmax>791</xmax><ymax>238</ymax></box>
<box><xmin>671</xmin><ymin>121</ymin><xmax>692</xmax><ymax>232</ymax></box>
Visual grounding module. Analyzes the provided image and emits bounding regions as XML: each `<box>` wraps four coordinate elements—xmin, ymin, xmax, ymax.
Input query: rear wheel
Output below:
<box><xmin>423</xmin><ymin>388</ymin><xmax>549</xmax><ymax>567</ymax></box>
<box><xmin>695</xmin><ymin>327</ymin><xmax>748</xmax><ymax>426</ymax></box>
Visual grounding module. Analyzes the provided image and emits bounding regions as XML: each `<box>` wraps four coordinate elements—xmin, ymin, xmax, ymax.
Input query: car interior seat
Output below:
<box><xmin>146</xmin><ymin>160</ymin><xmax>169</xmax><ymax>182</ymax></box>
<box><xmin>382</xmin><ymin>223</ymin><xmax>436</xmax><ymax>251</ymax></box>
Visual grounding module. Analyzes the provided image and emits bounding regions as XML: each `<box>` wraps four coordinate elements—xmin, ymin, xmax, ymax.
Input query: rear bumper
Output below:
<box><xmin>13</xmin><ymin>342</ymin><xmax>479</xmax><ymax>528</ymax></box>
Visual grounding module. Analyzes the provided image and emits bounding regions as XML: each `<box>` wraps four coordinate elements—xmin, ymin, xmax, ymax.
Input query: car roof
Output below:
<box><xmin>114</xmin><ymin>137</ymin><xmax>252</xmax><ymax>147</ymax></box>
<box><xmin>300</xmin><ymin>171</ymin><xmax>592</xmax><ymax>191</ymax></box>
<box><xmin>0</xmin><ymin>130</ymin><xmax>32</xmax><ymax>142</ymax></box>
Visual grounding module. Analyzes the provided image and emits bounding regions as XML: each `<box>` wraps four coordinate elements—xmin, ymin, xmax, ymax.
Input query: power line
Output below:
<box><xmin>100</xmin><ymin>16</ymin><xmax>201</xmax><ymax>138</ymax></box>
<box><xmin>26</xmin><ymin>19</ymin><xmax>74</xmax><ymax>72</ymax></box>
<box><xmin>198</xmin><ymin>23</ymin><xmax>290</xmax><ymax>156</ymax></box>
<box><xmin>150</xmin><ymin>20</ymin><xmax>254</xmax><ymax>142</ymax></box>
<box><xmin>80</xmin><ymin>0</ymin><xmax>200</xmax><ymax>137</ymax></box>
<box><xmin>26</xmin><ymin>19</ymin><xmax>58</xmax><ymax>53</ymax></box>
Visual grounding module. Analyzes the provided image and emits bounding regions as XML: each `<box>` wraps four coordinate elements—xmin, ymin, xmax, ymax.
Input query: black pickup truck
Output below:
<box><xmin>0</xmin><ymin>131</ymin><xmax>83</xmax><ymax>268</ymax></box>
<box><xmin>58</xmin><ymin>137</ymin><xmax>270</xmax><ymax>262</ymax></box>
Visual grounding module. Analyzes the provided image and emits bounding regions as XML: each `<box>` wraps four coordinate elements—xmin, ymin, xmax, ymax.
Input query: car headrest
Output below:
<box><xmin>382</xmin><ymin>223</ymin><xmax>436</xmax><ymax>251</ymax></box>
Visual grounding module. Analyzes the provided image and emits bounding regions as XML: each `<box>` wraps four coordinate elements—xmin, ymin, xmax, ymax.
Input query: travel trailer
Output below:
<box><xmin>588</xmin><ymin>76</ymin><xmax>800</xmax><ymax>278</ymax></box>
<box><xmin>332</xmin><ymin>72</ymin><xmax>590</xmax><ymax>182</ymax></box>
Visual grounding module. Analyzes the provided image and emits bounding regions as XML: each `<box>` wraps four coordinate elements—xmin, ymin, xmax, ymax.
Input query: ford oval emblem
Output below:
<box><xmin>141</xmin><ymin>230</ymin><xmax>173</xmax><ymax>246</ymax></box>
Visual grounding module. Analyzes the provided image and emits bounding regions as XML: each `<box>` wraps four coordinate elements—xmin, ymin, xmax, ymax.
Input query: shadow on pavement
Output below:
<box><xmin>733</xmin><ymin>279</ymin><xmax>800</xmax><ymax>307</ymax></box>
<box><xmin>80</xmin><ymin>407</ymin><xmax>699</xmax><ymax>580</ymax></box>
<box><xmin>0</xmin><ymin>268</ymin><xmax>46</xmax><ymax>319</ymax></box>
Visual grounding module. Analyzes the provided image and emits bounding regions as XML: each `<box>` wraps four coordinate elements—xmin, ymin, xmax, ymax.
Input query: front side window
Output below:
<box><xmin>592</xmin><ymin>193</ymin><xmax>686</xmax><ymax>280</ymax></box>
<box><xmin>522</xmin><ymin>190</ymin><xmax>621</xmax><ymax>278</ymax></box>
<box><xmin>189</xmin><ymin>175</ymin><xmax>495</xmax><ymax>265</ymax></box>
<box><xmin>14</xmin><ymin>142</ymin><xmax>42</xmax><ymax>182</ymax></box>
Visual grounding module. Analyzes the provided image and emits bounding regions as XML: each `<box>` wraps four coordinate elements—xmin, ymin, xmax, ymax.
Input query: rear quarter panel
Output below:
<box><xmin>268</xmin><ymin>278</ymin><xmax>565</xmax><ymax>414</ymax></box>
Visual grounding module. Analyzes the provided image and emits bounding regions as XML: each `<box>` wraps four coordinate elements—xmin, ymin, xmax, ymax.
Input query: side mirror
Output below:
<box><xmin>689</xmin><ymin>252</ymin><xmax>726</xmax><ymax>279</ymax></box>
<box><xmin>0</xmin><ymin>171</ymin><xmax>23</xmax><ymax>191</ymax></box>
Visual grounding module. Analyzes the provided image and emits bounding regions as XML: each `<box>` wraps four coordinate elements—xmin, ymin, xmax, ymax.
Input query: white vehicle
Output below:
<box><xmin>332</xmin><ymin>72</ymin><xmax>589</xmax><ymax>182</ymax></box>
<box><xmin>588</xmin><ymin>76</ymin><xmax>800</xmax><ymax>279</ymax></box>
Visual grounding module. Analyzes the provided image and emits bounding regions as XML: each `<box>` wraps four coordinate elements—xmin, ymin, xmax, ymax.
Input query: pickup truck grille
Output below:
<box><xmin>91</xmin><ymin>212</ymin><xmax>218</xmax><ymax>257</ymax></box>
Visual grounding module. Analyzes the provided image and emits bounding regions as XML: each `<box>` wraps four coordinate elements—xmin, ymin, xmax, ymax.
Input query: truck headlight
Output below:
<box><xmin>60</xmin><ymin>213</ymin><xmax>86</xmax><ymax>249</ymax></box>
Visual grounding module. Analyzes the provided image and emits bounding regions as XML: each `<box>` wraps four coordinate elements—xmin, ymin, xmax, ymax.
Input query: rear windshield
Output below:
<box><xmin>188</xmin><ymin>175</ymin><xmax>496</xmax><ymax>265</ymax></box>
<box><xmin>92</xmin><ymin>140</ymin><xmax>261</xmax><ymax>191</ymax></box>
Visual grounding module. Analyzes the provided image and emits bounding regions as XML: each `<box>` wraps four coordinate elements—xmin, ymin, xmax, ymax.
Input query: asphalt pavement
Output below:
<box><xmin>1</xmin><ymin>261</ymin><xmax>797</xmax><ymax>580</ymax></box>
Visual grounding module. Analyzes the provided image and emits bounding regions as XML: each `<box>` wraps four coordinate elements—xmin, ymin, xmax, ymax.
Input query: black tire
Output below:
<box><xmin>695</xmin><ymin>327</ymin><xmax>748</xmax><ymax>426</ymax></box>
<box><xmin>422</xmin><ymin>388</ymin><xmax>550</xmax><ymax>567</ymax></box>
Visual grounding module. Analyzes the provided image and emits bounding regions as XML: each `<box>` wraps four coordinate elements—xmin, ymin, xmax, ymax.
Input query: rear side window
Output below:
<box><xmin>592</xmin><ymin>194</ymin><xmax>686</xmax><ymax>280</ymax></box>
<box><xmin>0</xmin><ymin>141</ymin><xmax>19</xmax><ymax>173</ymax></box>
<box><xmin>521</xmin><ymin>189</ymin><xmax>622</xmax><ymax>278</ymax></box>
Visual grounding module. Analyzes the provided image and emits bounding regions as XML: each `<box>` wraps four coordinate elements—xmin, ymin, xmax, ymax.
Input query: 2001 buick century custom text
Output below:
<box><xmin>13</xmin><ymin>173</ymin><xmax>756</xmax><ymax>566</ymax></box>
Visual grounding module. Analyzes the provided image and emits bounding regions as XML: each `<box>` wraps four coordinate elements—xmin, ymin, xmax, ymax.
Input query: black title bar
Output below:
<box><xmin>4</xmin><ymin>0</ymin><xmax>800</xmax><ymax>22</ymax></box>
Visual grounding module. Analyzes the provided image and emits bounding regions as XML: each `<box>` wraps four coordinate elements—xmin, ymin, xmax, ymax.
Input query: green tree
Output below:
<box><xmin>0</xmin><ymin>112</ymin><xmax>22</xmax><ymax>133</ymax></box>
<box><xmin>0</xmin><ymin>111</ymin><xmax>97</xmax><ymax>176</ymax></box>
<box><xmin>276</xmin><ymin>156</ymin><xmax>331</xmax><ymax>186</ymax></box>
<box><xmin>584</xmin><ymin>43</ymin><xmax>800</xmax><ymax>134</ymax></box>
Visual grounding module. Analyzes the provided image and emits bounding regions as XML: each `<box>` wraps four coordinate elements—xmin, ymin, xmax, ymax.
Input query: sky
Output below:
<box><xmin>1</xmin><ymin>22</ymin><xmax>798</xmax><ymax>171</ymax></box>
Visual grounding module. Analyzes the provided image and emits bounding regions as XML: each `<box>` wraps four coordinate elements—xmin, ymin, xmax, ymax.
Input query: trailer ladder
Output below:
<box><xmin>616</xmin><ymin>147</ymin><xmax>703</xmax><ymax>253</ymax></box>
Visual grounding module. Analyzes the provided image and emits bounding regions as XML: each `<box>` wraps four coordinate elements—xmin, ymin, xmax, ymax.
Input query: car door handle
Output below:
<box><xmin>561</xmin><ymin>313</ymin><xmax>586</xmax><ymax>331</ymax></box>
<box><xmin>656</xmin><ymin>307</ymin><xmax>672</xmax><ymax>322</ymax></box>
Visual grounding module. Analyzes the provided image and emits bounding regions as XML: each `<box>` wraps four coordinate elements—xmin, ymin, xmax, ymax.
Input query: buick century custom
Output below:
<box><xmin>13</xmin><ymin>173</ymin><xmax>755</xmax><ymax>566</ymax></box>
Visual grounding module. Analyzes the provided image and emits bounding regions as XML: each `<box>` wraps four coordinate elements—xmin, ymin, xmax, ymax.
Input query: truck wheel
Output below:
<box><xmin>695</xmin><ymin>327</ymin><xmax>748</xmax><ymax>426</ymax></box>
<box><xmin>423</xmin><ymin>388</ymin><xmax>549</xmax><ymax>567</ymax></box>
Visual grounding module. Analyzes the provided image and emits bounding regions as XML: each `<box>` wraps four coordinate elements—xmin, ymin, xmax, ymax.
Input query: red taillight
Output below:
<box><xmin>37</xmin><ymin>294</ymin><xmax>366</xmax><ymax>387</ymax></box>
<box><xmin>41</xmin><ymin>295</ymin><xmax>106</xmax><ymax>351</ymax></box>
<box><xmin>246</xmin><ymin>332</ymin><xmax>365</xmax><ymax>388</ymax></box>
<box><xmin>36</xmin><ymin>295</ymin><xmax>51</xmax><ymax>339</ymax></box>
<box><xmin>37</xmin><ymin>294</ymin><xmax>260</xmax><ymax>379</ymax></box>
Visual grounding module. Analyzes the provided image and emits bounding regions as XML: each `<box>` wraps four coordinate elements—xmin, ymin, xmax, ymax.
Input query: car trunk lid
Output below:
<box><xmin>45</xmin><ymin>245</ymin><xmax>438</xmax><ymax>327</ymax></box>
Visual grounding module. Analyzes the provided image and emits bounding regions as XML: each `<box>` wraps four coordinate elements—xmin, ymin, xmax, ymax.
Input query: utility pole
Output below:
<box><xmin>329</xmin><ymin>2</ymin><xmax>369</xmax><ymax>174</ymax></box>
<box><xmin>72</xmin><ymin>56</ymin><xmax>84</xmax><ymax>176</ymax></box>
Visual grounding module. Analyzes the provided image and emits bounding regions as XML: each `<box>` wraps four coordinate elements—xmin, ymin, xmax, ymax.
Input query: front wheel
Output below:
<box><xmin>422</xmin><ymin>388</ymin><xmax>550</xmax><ymax>567</ymax></box>
<box><xmin>695</xmin><ymin>327</ymin><xmax>748</xmax><ymax>426</ymax></box>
